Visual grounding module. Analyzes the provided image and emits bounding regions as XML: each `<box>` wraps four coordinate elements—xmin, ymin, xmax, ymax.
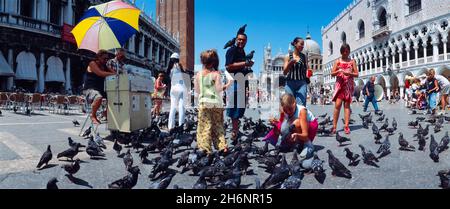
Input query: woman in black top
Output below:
<box><xmin>283</xmin><ymin>37</ymin><xmax>309</xmax><ymax>106</ymax></box>
<box><xmin>84</xmin><ymin>50</ymin><xmax>116</xmax><ymax>124</ymax></box>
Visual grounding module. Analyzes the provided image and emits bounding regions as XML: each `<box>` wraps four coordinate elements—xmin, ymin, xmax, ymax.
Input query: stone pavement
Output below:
<box><xmin>0</xmin><ymin>100</ymin><xmax>448</xmax><ymax>189</ymax></box>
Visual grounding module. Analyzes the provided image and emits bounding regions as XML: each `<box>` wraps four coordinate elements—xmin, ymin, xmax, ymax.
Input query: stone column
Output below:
<box><xmin>422</xmin><ymin>39</ymin><xmax>428</xmax><ymax>64</ymax></box>
<box><xmin>129</xmin><ymin>35</ymin><xmax>135</xmax><ymax>53</ymax></box>
<box><xmin>399</xmin><ymin>86</ymin><xmax>404</xmax><ymax>99</ymax></box>
<box><xmin>156</xmin><ymin>43</ymin><xmax>160</xmax><ymax>64</ymax></box>
<box><xmin>443</xmin><ymin>35</ymin><xmax>448</xmax><ymax>61</ymax></box>
<box><xmin>7</xmin><ymin>0</ymin><xmax>18</xmax><ymax>14</ymax></box>
<box><xmin>60</xmin><ymin>3</ymin><xmax>64</xmax><ymax>24</ymax></box>
<box><xmin>39</xmin><ymin>0</ymin><xmax>48</xmax><ymax>21</ymax></box>
<box><xmin>33</xmin><ymin>0</ymin><xmax>38</xmax><ymax>19</ymax></box>
<box><xmin>386</xmin><ymin>87</ymin><xmax>391</xmax><ymax>100</ymax></box>
<box><xmin>398</xmin><ymin>48</ymin><xmax>403</xmax><ymax>68</ymax></box>
<box><xmin>413</xmin><ymin>41</ymin><xmax>419</xmax><ymax>65</ymax></box>
<box><xmin>374</xmin><ymin>54</ymin><xmax>378</xmax><ymax>74</ymax></box>
<box><xmin>38</xmin><ymin>53</ymin><xmax>45</xmax><ymax>93</ymax></box>
<box><xmin>139</xmin><ymin>35</ymin><xmax>145</xmax><ymax>57</ymax></box>
<box><xmin>7</xmin><ymin>49</ymin><xmax>14</xmax><ymax>90</ymax></box>
<box><xmin>366</xmin><ymin>61</ymin><xmax>369</xmax><ymax>76</ymax></box>
<box><xmin>148</xmin><ymin>38</ymin><xmax>153</xmax><ymax>60</ymax></box>
<box><xmin>385</xmin><ymin>52</ymin><xmax>389</xmax><ymax>68</ymax></box>
<box><xmin>65</xmin><ymin>57</ymin><xmax>71</xmax><ymax>93</ymax></box>
<box><xmin>431</xmin><ymin>35</ymin><xmax>439</xmax><ymax>62</ymax></box>
<box><xmin>391</xmin><ymin>50</ymin><xmax>395</xmax><ymax>69</ymax></box>
<box><xmin>405</xmin><ymin>44</ymin><xmax>411</xmax><ymax>66</ymax></box>
<box><xmin>65</xmin><ymin>0</ymin><xmax>73</xmax><ymax>25</ymax></box>
<box><xmin>162</xmin><ymin>47</ymin><xmax>166</xmax><ymax>66</ymax></box>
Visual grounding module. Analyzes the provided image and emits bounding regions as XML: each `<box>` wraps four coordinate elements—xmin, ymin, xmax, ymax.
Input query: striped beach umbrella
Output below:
<box><xmin>71</xmin><ymin>0</ymin><xmax>140</xmax><ymax>52</ymax></box>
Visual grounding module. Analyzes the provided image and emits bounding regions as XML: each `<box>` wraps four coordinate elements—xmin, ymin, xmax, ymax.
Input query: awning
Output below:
<box><xmin>15</xmin><ymin>51</ymin><xmax>37</xmax><ymax>80</ymax></box>
<box><xmin>45</xmin><ymin>56</ymin><xmax>65</xmax><ymax>82</ymax></box>
<box><xmin>0</xmin><ymin>50</ymin><xmax>14</xmax><ymax>76</ymax></box>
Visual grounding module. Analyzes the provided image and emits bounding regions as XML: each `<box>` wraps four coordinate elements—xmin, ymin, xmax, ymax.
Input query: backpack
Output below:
<box><xmin>362</xmin><ymin>83</ymin><xmax>368</xmax><ymax>96</ymax></box>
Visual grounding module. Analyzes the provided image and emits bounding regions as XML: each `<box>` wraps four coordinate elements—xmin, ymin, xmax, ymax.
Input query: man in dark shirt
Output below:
<box><xmin>225</xmin><ymin>33</ymin><xmax>254</xmax><ymax>143</ymax></box>
<box><xmin>363</xmin><ymin>76</ymin><xmax>380</xmax><ymax>112</ymax></box>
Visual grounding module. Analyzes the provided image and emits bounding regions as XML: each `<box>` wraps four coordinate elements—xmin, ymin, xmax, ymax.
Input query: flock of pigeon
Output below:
<box><xmin>319</xmin><ymin>110</ymin><xmax>450</xmax><ymax>188</ymax></box>
<box><xmin>36</xmin><ymin>107</ymin><xmax>450</xmax><ymax>189</ymax></box>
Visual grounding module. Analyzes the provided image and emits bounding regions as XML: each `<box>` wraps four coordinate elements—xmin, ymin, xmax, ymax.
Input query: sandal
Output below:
<box><xmin>331</xmin><ymin>127</ymin><xmax>337</xmax><ymax>135</ymax></box>
<box><xmin>91</xmin><ymin>116</ymin><xmax>101</xmax><ymax>125</ymax></box>
<box><xmin>344</xmin><ymin>126</ymin><xmax>351</xmax><ymax>134</ymax></box>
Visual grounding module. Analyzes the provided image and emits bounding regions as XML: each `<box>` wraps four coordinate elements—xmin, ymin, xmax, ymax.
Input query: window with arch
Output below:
<box><xmin>447</xmin><ymin>30</ymin><xmax>450</xmax><ymax>54</ymax></box>
<box><xmin>401</xmin><ymin>44</ymin><xmax>407</xmax><ymax>62</ymax></box>
<box><xmin>341</xmin><ymin>32</ymin><xmax>347</xmax><ymax>43</ymax></box>
<box><xmin>426</xmin><ymin>36</ymin><xmax>433</xmax><ymax>57</ymax></box>
<box><xmin>371</xmin><ymin>55</ymin><xmax>376</xmax><ymax>69</ymax></box>
<box><xmin>438</xmin><ymin>33</ymin><xmax>444</xmax><ymax>55</ymax></box>
<box><xmin>417</xmin><ymin>39</ymin><xmax>424</xmax><ymax>58</ymax></box>
<box><xmin>358</xmin><ymin>20</ymin><xmax>365</xmax><ymax>39</ymax></box>
<box><xmin>329</xmin><ymin>42</ymin><xmax>334</xmax><ymax>55</ymax></box>
<box><xmin>408</xmin><ymin>0</ymin><xmax>421</xmax><ymax>14</ymax></box>
<box><xmin>49</xmin><ymin>0</ymin><xmax>61</xmax><ymax>24</ymax></box>
<box><xmin>378</xmin><ymin>8</ymin><xmax>387</xmax><ymax>27</ymax></box>
<box><xmin>20</xmin><ymin>0</ymin><xmax>33</xmax><ymax>18</ymax></box>
<box><xmin>134</xmin><ymin>34</ymin><xmax>141</xmax><ymax>55</ymax></box>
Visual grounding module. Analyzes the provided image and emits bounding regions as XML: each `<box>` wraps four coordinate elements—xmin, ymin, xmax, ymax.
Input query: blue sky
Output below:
<box><xmin>135</xmin><ymin>0</ymin><xmax>353</xmax><ymax>74</ymax></box>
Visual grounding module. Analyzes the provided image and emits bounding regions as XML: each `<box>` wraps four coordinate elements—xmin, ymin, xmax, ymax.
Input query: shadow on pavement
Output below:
<box><xmin>38</xmin><ymin>164</ymin><xmax>58</xmax><ymax>170</ymax></box>
<box><xmin>66</xmin><ymin>175</ymin><xmax>93</xmax><ymax>188</ymax></box>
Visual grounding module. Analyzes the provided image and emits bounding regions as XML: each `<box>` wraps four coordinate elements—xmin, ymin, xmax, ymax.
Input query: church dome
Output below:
<box><xmin>303</xmin><ymin>32</ymin><xmax>321</xmax><ymax>55</ymax></box>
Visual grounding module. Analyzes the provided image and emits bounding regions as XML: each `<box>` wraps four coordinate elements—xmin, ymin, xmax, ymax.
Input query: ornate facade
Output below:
<box><xmin>322</xmin><ymin>0</ymin><xmax>450</xmax><ymax>98</ymax></box>
<box><xmin>0</xmin><ymin>0</ymin><xmax>179</xmax><ymax>93</ymax></box>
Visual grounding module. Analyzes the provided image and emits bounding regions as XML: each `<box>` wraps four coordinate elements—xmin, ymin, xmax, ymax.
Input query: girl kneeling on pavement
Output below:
<box><xmin>194</xmin><ymin>49</ymin><xmax>231</xmax><ymax>154</ymax></box>
<box><xmin>265</xmin><ymin>93</ymin><xmax>318</xmax><ymax>158</ymax></box>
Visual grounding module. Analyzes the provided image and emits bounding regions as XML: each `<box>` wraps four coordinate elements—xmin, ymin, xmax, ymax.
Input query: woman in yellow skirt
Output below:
<box><xmin>194</xmin><ymin>49</ymin><xmax>231</xmax><ymax>154</ymax></box>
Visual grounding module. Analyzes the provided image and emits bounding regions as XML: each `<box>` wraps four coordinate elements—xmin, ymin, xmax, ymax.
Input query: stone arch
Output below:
<box><xmin>397</xmin><ymin>71</ymin><xmax>414</xmax><ymax>87</ymax></box>
<box><xmin>436</xmin><ymin>65</ymin><xmax>450</xmax><ymax>78</ymax></box>
<box><xmin>341</xmin><ymin>32</ymin><xmax>347</xmax><ymax>44</ymax></box>
<box><xmin>355</xmin><ymin>79</ymin><xmax>365</xmax><ymax>88</ymax></box>
<box><xmin>375</xmin><ymin>74</ymin><xmax>387</xmax><ymax>89</ymax></box>
<box><xmin>329</xmin><ymin>41</ymin><xmax>334</xmax><ymax>55</ymax></box>
<box><xmin>377</xmin><ymin>7</ymin><xmax>387</xmax><ymax>27</ymax></box>
<box><xmin>358</xmin><ymin>19</ymin><xmax>365</xmax><ymax>39</ymax></box>
<box><xmin>414</xmin><ymin>68</ymin><xmax>429</xmax><ymax>78</ymax></box>
<box><xmin>389</xmin><ymin>74</ymin><xmax>400</xmax><ymax>94</ymax></box>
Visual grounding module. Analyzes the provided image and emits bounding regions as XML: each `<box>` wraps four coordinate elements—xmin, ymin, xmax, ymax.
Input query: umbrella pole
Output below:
<box><xmin>115</xmin><ymin>49</ymin><xmax>121</xmax><ymax>113</ymax></box>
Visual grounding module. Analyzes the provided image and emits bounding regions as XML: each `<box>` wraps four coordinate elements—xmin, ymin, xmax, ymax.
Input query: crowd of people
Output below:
<box><xmin>82</xmin><ymin>24</ymin><xmax>449</xmax><ymax>160</ymax></box>
<box><xmin>404</xmin><ymin>69</ymin><xmax>450</xmax><ymax>115</ymax></box>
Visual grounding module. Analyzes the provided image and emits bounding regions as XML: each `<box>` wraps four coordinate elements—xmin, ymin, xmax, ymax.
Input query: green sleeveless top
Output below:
<box><xmin>199</xmin><ymin>72</ymin><xmax>222</xmax><ymax>106</ymax></box>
